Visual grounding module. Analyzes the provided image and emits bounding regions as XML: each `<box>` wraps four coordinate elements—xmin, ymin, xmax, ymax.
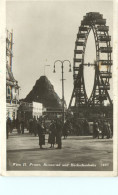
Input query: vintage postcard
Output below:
<box><xmin>0</xmin><ymin>0</ymin><xmax>118</xmax><ymax>176</ymax></box>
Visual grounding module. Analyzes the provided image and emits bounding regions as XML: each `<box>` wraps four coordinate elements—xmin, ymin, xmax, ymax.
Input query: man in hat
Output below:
<box><xmin>37</xmin><ymin>120</ymin><xmax>45</xmax><ymax>149</ymax></box>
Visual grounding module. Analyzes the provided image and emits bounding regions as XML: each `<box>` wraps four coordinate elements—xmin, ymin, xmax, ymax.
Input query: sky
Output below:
<box><xmin>6</xmin><ymin>0</ymin><xmax>113</xmax><ymax>106</ymax></box>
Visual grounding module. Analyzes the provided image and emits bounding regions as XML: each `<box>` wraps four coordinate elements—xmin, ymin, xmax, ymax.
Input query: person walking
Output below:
<box><xmin>93</xmin><ymin>120</ymin><xmax>98</xmax><ymax>138</ymax></box>
<box><xmin>16</xmin><ymin>118</ymin><xmax>20</xmax><ymax>134</ymax></box>
<box><xmin>37</xmin><ymin>120</ymin><xmax>45</xmax><ymax>149</ymax></box>
<box><xmin>107</xmin><ymin>121</ymin><xmax>111</xmax><ymax>139</ymax></box>
<box><xmin>63</xmin><ymin>120</ymin><xmax>69</xmax><ymax>139</ymax></box>
<box><xmin>21</xmin><ymin>119</ymin><xmax>25</xmax><ymax>134</ymax></box>
<box><xmin>33</xmin><ymin>117</ymin><xmax>37</xmax><ymax>136</ymax></box>
<box><xmin>80</xmin><ymin>120</ymin><xmax>84</xmax><ymax>136</ymax></box>
<box><xmin>84</xmin><ymin>120</ymin><xmax>89</xmax><ymax>135</ymax></box>
<box><xmin>26</xmin><ymin>119</ymin><xmax>29</xmax><ymax>132</ymax></box>
<box><xmin>29</xmin><ymin>118</ymin><xmax>33</xmax><ymax>134</ymax></box>
<box><xmin>102</xmin><ymin>120</ymin><xmax>108</xmax><ymax>139</ymax></box>
<box><xmin>6</xmin><ymin>117</ymin><xmax>11</xmax><ymax>139</ymax></box>
<box><xmin>48</xmin><ymin>120</ymin><xmax>56</xmax><ymax>148</ymax></box>
<box><xmin>55</xmin><ymin>119</ymin><xmax>62</xmax><ymax>149</ymax></box>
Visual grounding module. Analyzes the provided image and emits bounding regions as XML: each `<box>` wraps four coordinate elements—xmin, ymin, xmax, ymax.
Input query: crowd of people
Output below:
<box><xmin>70</xmin><ymin>119</ymin><xmax>89</xmax><ymax>136</ymax></box>
<box><xmin>93</xmin><ymin>120</ymin><xmax>112</xmax><ymax>139</ymax></box>
<box><xmin>6</xmin><ymin>116</ymin><xmax>113</xmax><ymax>148</ymax></box>
<box><xmin>68</xmin><ymin>118</ymin><xmax>113</xmax><ymax>139</ymax></box>
<box><xmin>6</xmin><ymin>117</ymin><xmax>64</xmax><ymax>149</ymax></box>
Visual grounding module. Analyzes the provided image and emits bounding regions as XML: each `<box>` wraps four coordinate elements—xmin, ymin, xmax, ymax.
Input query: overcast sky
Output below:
<box><xmin>6</xmin><ymin>1</ymin><xmax>113</xmax><ymax>106</ymax></box>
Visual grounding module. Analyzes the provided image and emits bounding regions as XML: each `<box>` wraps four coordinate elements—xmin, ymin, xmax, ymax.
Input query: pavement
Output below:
<box><xmin>7</xmin><ymin>129</ymin><xmax>113</xmax><ymax>171</ymax></box>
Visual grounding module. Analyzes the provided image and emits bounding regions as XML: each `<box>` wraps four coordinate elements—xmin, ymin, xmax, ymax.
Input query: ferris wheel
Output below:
<box><xmin>69</xmin><ymin>12</ymin><xmax>112</xmax><ymax>109</ymax></box>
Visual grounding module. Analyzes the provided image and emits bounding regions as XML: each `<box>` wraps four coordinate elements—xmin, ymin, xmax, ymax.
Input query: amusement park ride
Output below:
<box><xmin>68</xmin><ymin>12</ymin><xmax>113</xmax><ymax>119</ymax></box>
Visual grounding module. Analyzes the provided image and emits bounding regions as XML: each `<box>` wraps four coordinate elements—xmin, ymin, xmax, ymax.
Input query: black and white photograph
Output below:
<box><xmin>1</xmin><ymin>0</ymin><xmax>118</xmax><ymax>176</ymax></box>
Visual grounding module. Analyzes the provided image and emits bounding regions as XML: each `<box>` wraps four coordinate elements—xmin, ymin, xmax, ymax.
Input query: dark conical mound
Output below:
<box><xmin>23</xmin><ymin>76</ymin><xmax>62</xmax><ymax>108</ymax></box>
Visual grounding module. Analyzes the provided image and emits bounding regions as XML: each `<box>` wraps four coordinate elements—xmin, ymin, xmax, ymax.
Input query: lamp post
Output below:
<box><xmin>53</xmin><ymin>60</ymin><xmax>72</xmax><ymax>125</ymax></box>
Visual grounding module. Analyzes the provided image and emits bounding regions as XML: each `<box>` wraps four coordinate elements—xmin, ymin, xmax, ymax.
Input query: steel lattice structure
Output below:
<box><xmin>69</xmin><ymin>12</ymin><xmax>112</xmax><ymax>112</ymax></box>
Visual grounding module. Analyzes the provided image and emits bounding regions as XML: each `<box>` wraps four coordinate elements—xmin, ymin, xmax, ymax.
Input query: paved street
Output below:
<box><xmin>7</xmin><ymin>130</ymin><xmax>113</xmax><ymax>171</ymax></box>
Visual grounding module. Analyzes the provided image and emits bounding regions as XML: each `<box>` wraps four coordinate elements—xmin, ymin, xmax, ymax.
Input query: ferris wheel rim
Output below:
<box><xmin>73</xmin><ymin>12</ymin><xmax>112</xmax><ymax>105</ymax></box>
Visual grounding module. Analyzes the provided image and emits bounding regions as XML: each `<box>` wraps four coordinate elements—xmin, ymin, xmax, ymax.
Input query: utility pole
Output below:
<box><xmin>44</xmin><ymin>65</ymin><xmax>50</xmax><ymax>76</ymax></box>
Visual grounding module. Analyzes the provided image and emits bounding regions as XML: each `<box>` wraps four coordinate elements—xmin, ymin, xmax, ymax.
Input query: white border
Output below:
<box><xmin>0</xmin><ymin>0</ymin><xmax>118</xmax><ymax>177</ymax></box>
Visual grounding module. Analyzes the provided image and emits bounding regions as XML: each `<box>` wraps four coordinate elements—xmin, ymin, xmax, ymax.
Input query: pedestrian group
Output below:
<box><xmin>6</xmin><ymin>116</ymin><xmax>112</xmax><ymax>147</ymax></box>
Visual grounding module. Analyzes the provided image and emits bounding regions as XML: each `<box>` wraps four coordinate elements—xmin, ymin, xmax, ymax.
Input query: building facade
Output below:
<box><xmin>6</xmin><ymin>30</ymin><xmax>20</xmax><ymax>120</ymax></box>
<box><xmin>18</xmin><ymin>101</ymin><xmax>42</xmax><ymax>121</ymax></box>
<box><xmin>42</xmin><ymin>100</ymin><xmax>67</xmax><ymax>121</ymax></box>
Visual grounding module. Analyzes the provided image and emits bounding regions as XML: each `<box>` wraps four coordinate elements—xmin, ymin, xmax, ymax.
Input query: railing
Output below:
<box><xmin>6</xmin><ymin>99</ymin><xmax>18</xmax><ymax>104</ymax></box>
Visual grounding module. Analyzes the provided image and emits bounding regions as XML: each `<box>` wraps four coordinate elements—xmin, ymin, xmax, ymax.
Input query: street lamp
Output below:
<box><xmin>53</xmin><ymin>60</ymin><xmax>72</xmax><ymax>125</ymax></box>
